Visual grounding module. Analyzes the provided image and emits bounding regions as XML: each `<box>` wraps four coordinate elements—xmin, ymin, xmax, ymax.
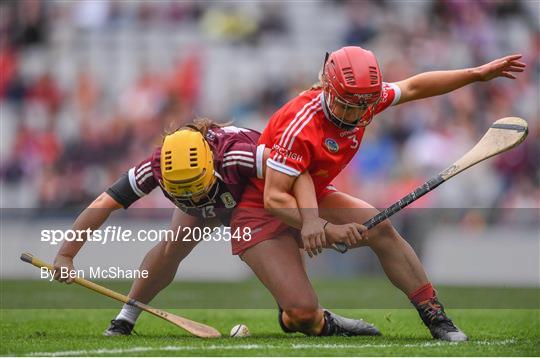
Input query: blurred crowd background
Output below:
<box><xmin>1</xmin><ymin>0</ymin><xmax>538</xmax><ymax>221</ymax></box>
<box><xmin>1</xmin><ymin>0</ymin><xmax>538</xmax><ymax>284</ymax></box>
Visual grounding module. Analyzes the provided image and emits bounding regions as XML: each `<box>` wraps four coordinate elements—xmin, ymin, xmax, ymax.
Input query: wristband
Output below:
<box><xmin>323</xmin><ymin>220</ymin><xmax>329</xmax><ymax>230</ymax></box>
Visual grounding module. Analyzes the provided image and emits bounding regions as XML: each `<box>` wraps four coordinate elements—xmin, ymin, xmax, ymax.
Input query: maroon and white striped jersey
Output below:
<box><xmin>107</xmin><ymin>126</ymin><xmax>264</xmax><ymax>225</ymax></box>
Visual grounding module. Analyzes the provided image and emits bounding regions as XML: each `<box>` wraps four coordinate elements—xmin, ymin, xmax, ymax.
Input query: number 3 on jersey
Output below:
<box><xmin>348</xmin><ymin>135</ymin><xmax>359</xmax><ymax>149</ymax></box>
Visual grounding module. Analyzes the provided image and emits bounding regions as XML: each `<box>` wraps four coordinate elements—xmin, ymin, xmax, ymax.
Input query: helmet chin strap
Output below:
<box><xmin>321</xmin><ymin>93</ymin><xmax>359</xmax><ymax>131</ymax></box>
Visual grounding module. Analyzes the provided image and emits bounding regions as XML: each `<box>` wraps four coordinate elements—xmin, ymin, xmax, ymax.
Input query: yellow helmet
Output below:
<box><xmin>160</xmin><ymin>130</ymin><xmax>216</xmax><ymax>201</ymax></box>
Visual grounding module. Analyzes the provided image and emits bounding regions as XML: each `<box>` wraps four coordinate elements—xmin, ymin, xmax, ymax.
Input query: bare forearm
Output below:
<box><xmin>400</xmin><ymin>54</ymin><xmax>526</xmax><ymax>103</ymax></box>
<box><xmin>398</xmin><ymin>68</ymin><xmax>480</xmax><ymax>103</ymax></box>
<box><xmin>57</xmin><ymin>193</ymin><xmax>119</xmax><ymax>258</ymax></box>
<box><xmin>292</xmin><ymin>172</ymin><xmax>320</xmax><ymax>225</ymax></box>
<box><xmin>265</xmin><ymin>192</ymin><xmax>304</xmax><ymax>229</ymax></box>
<box><xmin>264</xmin><ymin>169</ymin><xmax>323</xmax><ymax>229</ymax></box>
<box><xmin>56</xmin><ymin>207</ymin><xmax>112</xmax><ymax>257</ymax></box>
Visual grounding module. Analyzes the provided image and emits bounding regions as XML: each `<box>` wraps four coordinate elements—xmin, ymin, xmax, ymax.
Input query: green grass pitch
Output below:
<box><xmin>1</xmin><ymin>279</ymin><xmax>538</xmax><ymax>356</ymax></box>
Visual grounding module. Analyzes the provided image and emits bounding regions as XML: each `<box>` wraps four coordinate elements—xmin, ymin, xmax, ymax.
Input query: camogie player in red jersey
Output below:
<box><xmin>52</xmin><ymin>118</ymin><xmax>378</xmax><ymax>337</ymax></box>
<box><xmin>231</xmin><ymin>46</ymin><xmax>525</xmax><ymax>341</ymax></box>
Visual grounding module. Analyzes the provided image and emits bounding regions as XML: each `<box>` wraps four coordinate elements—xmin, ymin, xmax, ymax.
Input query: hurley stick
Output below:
<box><xmin>20</xmin><ymin>253</ymin><xmax>221</xmax><ymax>338</ymax></box>
<box><xmin>332</xmin><ymin>117</ymin><xmax>528</xmax><ymax>253</ymax></box>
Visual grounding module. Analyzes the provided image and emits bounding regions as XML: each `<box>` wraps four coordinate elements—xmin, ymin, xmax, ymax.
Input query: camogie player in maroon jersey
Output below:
<box><xmin>52</xmin><ymin>119</ymin><xmax>379</xmax><ymax>337</ymax></box>
<box><xmin>231</xmin><ymin>46</ymin><xmax>525</xmax><ymax>341</ymax></box>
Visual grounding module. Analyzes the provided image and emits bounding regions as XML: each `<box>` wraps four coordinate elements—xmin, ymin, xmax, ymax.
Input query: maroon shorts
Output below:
<box><xmin>230</xmin><ymin>184</ymin><xmax>338</xmax><ymax>255</ymax></box>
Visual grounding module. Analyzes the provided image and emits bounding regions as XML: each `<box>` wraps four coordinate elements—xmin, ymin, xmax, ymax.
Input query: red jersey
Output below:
<box><xmin>244</xmin><ymin>83</ymin><xmax>400</xmax><ymax>206</ymax></box>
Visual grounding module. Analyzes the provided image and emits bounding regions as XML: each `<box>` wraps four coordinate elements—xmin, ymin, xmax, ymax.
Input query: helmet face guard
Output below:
<box><xmin>160</xmin><ymin>130</ymin><xmax>216</xmax><ymax>206</ymax></box>
<box><xmin>322</xmin><ymin>77</ymin><xmax>380</xmax><ymax>129</ymax></box>
<box><xmin>163</xmin><ymin>169</ymin><xmax>217</xmax><ymax>207</ymax></box>
<box><xmin>321</xmin><ymin>47</ymin><xmax>382</xmax><ymax>129</ymax></box>
<box><xmin>167</xmin><ymin>178</ymin><xmax>219</xmax><ymax>208</ymax></box>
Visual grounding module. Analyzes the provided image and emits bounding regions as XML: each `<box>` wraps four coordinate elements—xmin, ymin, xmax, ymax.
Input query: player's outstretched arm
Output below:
<box><xmin>53</xmin><ymin>192</ymin><xmax>122</xmax><ymax>283</ymax></box>
<box><xmin>395</xmin><ymin>54</ymin><xmax>525</xmax><ymax>105</ymax></box>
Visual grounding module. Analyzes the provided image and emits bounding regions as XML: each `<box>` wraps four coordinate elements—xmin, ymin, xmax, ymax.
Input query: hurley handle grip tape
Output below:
<box><xmin>332</xmin><ymin>174</ymin><xmax>445</xmax><ymax>254</ymax></box>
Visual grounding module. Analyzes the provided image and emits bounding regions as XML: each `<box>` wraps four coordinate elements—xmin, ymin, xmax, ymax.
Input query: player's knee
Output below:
<box><xmin>369</xmin><ymin>219</ymin><xmax>396</xmax><ymax>240</ymax></box>
<box><xmin>161</xmin><ymin>241</ymin><xmax>197</xmax><ymax>262</ymax></box>
<box><xmin>366</xmin><ymin>220</ymin><xmax>401</xmax><ymax>251</ymax></box>
<box><xmin>284</xmin><ymin>307</ymin><xmax>320</xmax><ymax>328</ymax></box>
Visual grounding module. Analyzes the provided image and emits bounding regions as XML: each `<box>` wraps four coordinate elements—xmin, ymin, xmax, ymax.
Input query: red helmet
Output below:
<box><xmin>322</xmin><ymin>46</ymin><xmax>382</xmax><ymax>128</ymax></box>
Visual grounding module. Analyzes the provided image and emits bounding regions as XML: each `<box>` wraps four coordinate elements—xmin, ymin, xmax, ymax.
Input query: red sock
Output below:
<box><xmin>408</xmin><ymin>283</ymin><xmax>436</xmax><ymax>305</ymax></box>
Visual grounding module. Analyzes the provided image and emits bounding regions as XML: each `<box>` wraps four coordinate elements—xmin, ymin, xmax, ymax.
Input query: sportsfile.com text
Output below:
<box><xmin>41</xmin><ymin>226</ymin><xmax>253</xmax><ymax>245</ymax></box>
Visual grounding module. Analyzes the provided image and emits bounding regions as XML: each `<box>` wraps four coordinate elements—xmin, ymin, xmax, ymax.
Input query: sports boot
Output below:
<box><xmin>321</xmin><ymin>309</ymin><xmax>381</xmax><ymax>336</ymax></box>
<box><xmin>103</xmin><ymin>319</ymin><xmax>135</xmax><ymax>336</ymax></box>
<box><xmin>414</xmin><ymin>298</ymin><xmax>467</xmax><ymax>342</ymax></box>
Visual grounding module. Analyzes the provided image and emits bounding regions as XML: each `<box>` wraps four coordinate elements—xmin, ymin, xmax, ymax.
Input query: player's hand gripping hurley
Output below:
<box><xmin>20</xmin><ymin>253</ymin><xmax>222</xmax><ymax>338</ymax></box>
<box><xmin>332</xmin><ymin>117</ymin><xmax>528</xmax><ymax>253</ymax></box>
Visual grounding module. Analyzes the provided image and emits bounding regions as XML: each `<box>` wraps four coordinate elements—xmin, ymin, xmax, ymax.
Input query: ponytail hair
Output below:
<box><xmin>164</xmin><ymin>117</ymin><xmax>231</xmax><ymax>138</ymax></box>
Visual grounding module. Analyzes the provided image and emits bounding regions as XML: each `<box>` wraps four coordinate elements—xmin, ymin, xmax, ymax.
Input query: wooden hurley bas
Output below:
<box><xmin>332</xmin><ymin>116</ymin><xmax>528</xmax><ymax>253</ymax></box>
<box><xmin>20</xmin><ymin>253</ymin><xmax>222</xmax><ymax>338</ymax></box>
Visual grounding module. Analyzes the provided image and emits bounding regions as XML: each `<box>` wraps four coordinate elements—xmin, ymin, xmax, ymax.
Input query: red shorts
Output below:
<box><xmin>230</xmin><ymin>184</ymin><xmax>338</xmax><ymax>255</ymax></box>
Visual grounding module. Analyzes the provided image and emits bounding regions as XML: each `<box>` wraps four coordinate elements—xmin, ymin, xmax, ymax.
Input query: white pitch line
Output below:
<box><xmin>26</xmin><ymin>339</ymin><xmax>518</xmax><ymax>357</ymax></box>
<box><xmin>292</xmin><ymin>338</ymin><xmax>517</xmax><ymax>349</ymax></box>
<box><xmin>27</xmin><ymin>345</ymin><xmax>266</xmax><ymax>357</ymax></box>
